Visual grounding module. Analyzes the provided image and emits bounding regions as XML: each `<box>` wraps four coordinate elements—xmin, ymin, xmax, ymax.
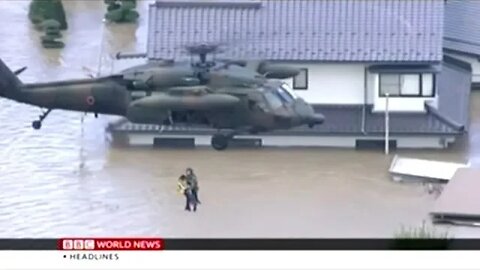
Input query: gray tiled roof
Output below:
<box><xmin>108</xmin><ymin>104</ymin><xmax>460</xmax><ymax>136</ymax></box>
<box><xmin>436</xmin><ymin>55</ymin><xmax>472</xmax><ymax>132</ymax></box>
<box><xmin>295</xmin><ymin>105</ymin><xmax>459</xmax><ymax>135</ymax></box>
<box><xmin>444</xmin><ymin>0</ymin><xmax>480</xmax><ymax>56</ymax></box>
<box><xmin>147</xmin><ymin>0</ymin><xmax>444</xmax><ymax>62</ymax></box>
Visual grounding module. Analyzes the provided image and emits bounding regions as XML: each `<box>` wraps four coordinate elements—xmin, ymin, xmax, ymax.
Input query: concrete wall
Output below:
<box><xmin>281</xmin><ymin>63</ymin><xmax>368</xmax><ymax>105</ymax></box>
<box><xmin>124</xmin><ymin>133</ymin><xmax>455</xmax><ymax>149</ymax></box>
<box><xmin>280</xmin><ymin>62</ymin><xmax>438</xmax><ymax>113</ymax></box>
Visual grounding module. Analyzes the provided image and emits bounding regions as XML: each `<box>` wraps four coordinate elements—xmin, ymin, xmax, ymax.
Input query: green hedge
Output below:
<box><xmin>28</xmin><ymin>0</ymin><xmax>68</xmax><ymax>30</ymax></box>
<box><xmin>104</xmin><ymin>0</ymin><xmax>138</xmax><ymax>23</ymax></box>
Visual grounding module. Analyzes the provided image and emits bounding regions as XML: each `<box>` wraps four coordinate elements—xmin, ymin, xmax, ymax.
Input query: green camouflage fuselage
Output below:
<box><xmin>0</xmin><ymin>58</ymin><xmax>324</xmax><ymax>134</ymax></box>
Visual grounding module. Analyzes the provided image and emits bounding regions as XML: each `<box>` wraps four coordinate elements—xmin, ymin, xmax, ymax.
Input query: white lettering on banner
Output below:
<box><xmin>133</xmin><ymin>240</ymin><xmax>162</xmax><ymax>249</ymax></box>
<box><xmin>62</xmin><ymin>239</ymin><xmax>95</xmax><ymax>250</ymax></box>
<box><xmin>84</xmin><ymin>239</ymin><xmax>95</xmax><ymax>250</ymax></box>
<box><xmin>59</xmin><ymin>238</ymin><xmax>163</xmax><ymax>250</ymax></box>
<box><xmin>73</xmin><ymin>240</ymin><xmax>83</xmax><ymax>250</ymax></box>
<box><xmin>62</xmin><ymin>240</ymin><xmax>73</xmax><ymax>250</ymax></box>
<box><xmin>96</xmin><ymin>240</ymin><xmax>132</xmax><ymax>249</ymax></box>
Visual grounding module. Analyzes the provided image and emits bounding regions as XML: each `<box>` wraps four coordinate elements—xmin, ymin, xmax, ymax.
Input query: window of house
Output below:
<box><xmin>293</xmin><ymin>68</ymin><xmax>308</xmax><ymax>90</ymax></box>
<box><xmin>379</xmin><ymin>73</ymin><xmax>435</xmax><ymax>97</ymax></box>
<box><xmin>422</xmin><ymin>73</ymin><xmax>434</xmax><ymax>96</ymax></box>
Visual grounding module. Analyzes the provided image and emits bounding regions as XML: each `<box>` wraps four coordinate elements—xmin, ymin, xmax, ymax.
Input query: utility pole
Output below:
<box><xmin>385</xmin><ymin>93</ymin><xmax>390</xmax><ymax>155</ymax></box>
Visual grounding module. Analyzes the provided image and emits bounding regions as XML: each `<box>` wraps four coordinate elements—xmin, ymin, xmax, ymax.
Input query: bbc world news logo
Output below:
<box><xmin>58</xmin><ymin>238</ymin><xmax>164</xmax><ymax>251</ymax></box>
<box><xmin>61</xmin><ymin>239</ymin><xmax>95</xmax><ymax>250</ymax></box>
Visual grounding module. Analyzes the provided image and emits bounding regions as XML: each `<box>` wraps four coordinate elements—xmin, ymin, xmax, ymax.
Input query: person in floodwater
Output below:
<box><xmin>177</xmin><ymin>174</ymin><xmax>197</xmax><ymax>212</ymax></box>
<box><xmin>185</xmin><ymin>168</ymin><xmax>200</xmax><ymax>204</ymax></box>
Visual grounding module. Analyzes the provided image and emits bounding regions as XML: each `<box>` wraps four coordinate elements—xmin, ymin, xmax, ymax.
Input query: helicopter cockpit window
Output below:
<box><xmin>276</xmin><ymin>86</ymin><xmax>295</xmax><ymax>103</ymax></box>
<box><xmin>280</xmin><ymin>83</ymin><xmax>298</xmax><ymax>99</ymax></box>
<box><xmin>263</xmin><ymin>91</ymin><xmax>284</xmax><ymax>110</ymax></box>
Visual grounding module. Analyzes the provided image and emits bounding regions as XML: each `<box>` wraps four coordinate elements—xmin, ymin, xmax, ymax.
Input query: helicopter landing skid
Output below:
<box><xmin>32</xmin><ymin>109</ymin><xmax>52</xmax><ymax>130</ymax></box>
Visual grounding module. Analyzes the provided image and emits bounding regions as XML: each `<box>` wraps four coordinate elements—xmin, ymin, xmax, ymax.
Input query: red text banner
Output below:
<box><xmin>58</xmin><ymin>238</ymin><xmax>164</xmax><ymax>251</ymax></box>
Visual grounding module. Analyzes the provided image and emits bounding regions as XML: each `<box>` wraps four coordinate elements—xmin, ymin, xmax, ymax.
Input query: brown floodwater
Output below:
<box><xmin>0</xmin><ymin>0</ymin><xmax>479</xmax><ymax>238</ymax></box>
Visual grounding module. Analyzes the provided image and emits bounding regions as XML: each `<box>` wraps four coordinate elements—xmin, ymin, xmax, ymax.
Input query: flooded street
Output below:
<box><xmin>0</xmin><ymin>0</ymin><xmax>479</xmax><ymax>238</ymax></box>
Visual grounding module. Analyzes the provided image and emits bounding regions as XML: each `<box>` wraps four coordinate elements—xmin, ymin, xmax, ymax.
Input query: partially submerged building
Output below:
<box><xmin>110</xmin><ymin>0</ymin><xmax>473</xmax><ymax>149</ymax></box>
<box><xmin>444</xmin><ymin>0</ymin><xmax>480</xmax><ymax>89</ymax></box>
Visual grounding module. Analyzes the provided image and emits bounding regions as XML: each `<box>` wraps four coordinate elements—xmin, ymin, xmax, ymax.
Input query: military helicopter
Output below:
<box><xmin>0</xmin><ymin>43</ymin><xmax>324</xmax><ymax>150</ymax></box>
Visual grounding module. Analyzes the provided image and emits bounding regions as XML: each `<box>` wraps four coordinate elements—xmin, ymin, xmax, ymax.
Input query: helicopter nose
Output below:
<box><xmin>307</xmin><ymin>113</ymin><xmax>325</xmax><ymax>127</ymax></box>
<box><xmin>273</xmin><ymin>112</ymin><xmax>294</xmax><ymax>126</ymax></box>
<box><xmin>292</xmin><ymin>98</ymin><xmax>325</xmax><ymax>127</ymax></box>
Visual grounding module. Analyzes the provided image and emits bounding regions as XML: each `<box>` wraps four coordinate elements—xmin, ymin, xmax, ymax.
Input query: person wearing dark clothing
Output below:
<box><xmin>177</xmin><ymin>174</ymin><xmax>197</xmax><ymax>212</ymax></box>
<box><xmin>185</xmin><ymin>168</ymin><xmax>200</xmax><ymax>204</ymax></box>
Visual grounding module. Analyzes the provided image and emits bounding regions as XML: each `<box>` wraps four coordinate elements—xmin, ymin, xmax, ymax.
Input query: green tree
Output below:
<box><xmin>29</xmin><ymin>0</ymin><xmax>68</xmax><ymax>30</ymax></box>
<box><xmin>104</xmin><ymin>0</ymin><xmax>139</xmax><ymax>23</ymax></box>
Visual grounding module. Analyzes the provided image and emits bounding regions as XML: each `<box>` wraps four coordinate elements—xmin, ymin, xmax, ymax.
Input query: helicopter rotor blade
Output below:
<box><xmin>175</xmin><ymin>34</ymin><xmax>267</xmax><ymax>58</ymax></box>
<box><xmin>212</xmin><ymin>59</ymin><xmax>248</xmax><ymax>71</ymax></box>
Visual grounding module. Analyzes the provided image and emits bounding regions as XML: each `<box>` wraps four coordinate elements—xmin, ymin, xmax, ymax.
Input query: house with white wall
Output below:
<box><xmin>111</xmin><ymin>0</ymin><xmax>472</xmax><ymax>149</ymax></box>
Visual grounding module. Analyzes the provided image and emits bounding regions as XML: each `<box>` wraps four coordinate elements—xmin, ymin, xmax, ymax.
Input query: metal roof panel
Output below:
<box><xmin>147</xmin><ymin>0</ymin><xmax>444</xmax><ymax>62</ymax></box>
<box><xmin>444</xmin><ymin>0</ymin><xmax>480</xmax><ymax>56</ymax></box>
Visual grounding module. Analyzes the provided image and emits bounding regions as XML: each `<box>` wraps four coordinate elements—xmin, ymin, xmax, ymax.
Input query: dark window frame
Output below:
<box><xmin>378</xmin><ymin>73</ymin><xmax>436</xmax><ymax>98</ymax></box>
<box><xmin>293</xmin><ymin>68</ymin><xmax>308</xmax><ymax>90</ymax></box>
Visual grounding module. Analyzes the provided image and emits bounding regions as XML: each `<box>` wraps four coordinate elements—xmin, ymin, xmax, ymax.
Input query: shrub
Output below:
<box><xmin>104</xmin><ymin>0</ymin><xmax>138</xmax><ymax>23</ymax></box>
<box><xmin>394</xmin><ymin>221</ymin><xmax>449</xmax><ymax>239</ymax></box>
<box><xmin>392</xmin><ymin>221</ymin><xmax>451</xmax><ymax>250</ymax></box>
<box><xmin>29</xmin><ymin>0</ymin><xmax>68</xmax><ymax>30</ymax></box>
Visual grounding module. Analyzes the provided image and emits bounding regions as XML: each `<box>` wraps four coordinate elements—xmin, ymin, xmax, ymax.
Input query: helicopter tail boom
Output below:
<box><xmin>0</xmin><ymin>59</ymin><xmax>23</xmax><ymax>99</ymax></box>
